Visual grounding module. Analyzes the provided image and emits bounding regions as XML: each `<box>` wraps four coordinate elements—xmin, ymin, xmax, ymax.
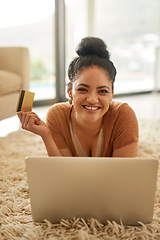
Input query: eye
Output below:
<box><xmin>98</xmin><ymin>89</ymin><xmax>109</xmax><ymax>94</ymax></box>
<box><xmin>77</xmin><ymin>88</ymin><xmax>87</xmax><ymax>92</ymax></box>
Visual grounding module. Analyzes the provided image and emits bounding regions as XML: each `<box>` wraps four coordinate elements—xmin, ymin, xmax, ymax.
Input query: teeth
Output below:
<box><xmin>84</xmin><ymin>106</ymin><xmax>99</xmax><ymax>110</ymax></box>
<box><xmin>91</xmin><ymin>107</ymin><xmax>98</xmax><ymax>110</ymax></box>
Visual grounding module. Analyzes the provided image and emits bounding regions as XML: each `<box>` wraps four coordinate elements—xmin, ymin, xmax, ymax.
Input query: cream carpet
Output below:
<box><xmin>0</xmin><ymin>119</ymin><xmax>160</xmax><ymax>240</ymax></box>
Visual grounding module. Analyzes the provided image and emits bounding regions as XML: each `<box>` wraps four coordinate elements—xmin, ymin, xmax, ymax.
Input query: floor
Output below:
<box><xmin>0</xmin><ymin>92</ymin><xmax>160</xmax><ymax>137</ymax></box>
<box><xmin>114</xmin><ymin>92</ymin><xmax>160</xmax><ymax>120</ymax></box>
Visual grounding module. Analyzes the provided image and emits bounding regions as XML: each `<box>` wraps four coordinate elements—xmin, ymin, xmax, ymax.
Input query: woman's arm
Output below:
<box><xmin>17</xmin><ymin>110</ymin><xmax>72</xmax><ymax>156</ymax></box>
<box><xmin>42</xmin><ymin>129</ymin><xmax>72</xmax><ymax>156</ymax></box>
<box><xmin>112</xmin><ymin>142</ymin><xmax>138</xmax><ymax>157</ymax></box>
<box><xmin>110</xmin><ymin>103</ymin><xmax>139</xmax><ymax>158</ymax></box>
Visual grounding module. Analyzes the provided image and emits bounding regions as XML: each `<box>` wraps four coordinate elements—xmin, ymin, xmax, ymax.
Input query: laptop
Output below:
<box><xmin>25</xmin><ymin>157</ymin><xmax>159</xmax><ymax>225</ymax></box>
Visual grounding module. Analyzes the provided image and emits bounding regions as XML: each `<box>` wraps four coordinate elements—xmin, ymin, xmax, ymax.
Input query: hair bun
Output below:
<box><xmin>76</xmin><ymin>37</ymin><xmax>110</xmax><ymax>59</ymax></box>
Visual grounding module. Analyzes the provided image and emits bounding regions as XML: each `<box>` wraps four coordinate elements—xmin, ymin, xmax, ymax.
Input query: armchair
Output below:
<box><xmin>0</xmin><ymin>47</ymin><xmax>30</xmax><ymax>120</ymax></box>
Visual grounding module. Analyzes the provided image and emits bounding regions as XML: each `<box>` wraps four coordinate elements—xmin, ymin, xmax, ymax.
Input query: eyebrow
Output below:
<box><xmin>77</xmin><ymin>83</ymin><xmax>111</xmax><ymax>90</ymax></box>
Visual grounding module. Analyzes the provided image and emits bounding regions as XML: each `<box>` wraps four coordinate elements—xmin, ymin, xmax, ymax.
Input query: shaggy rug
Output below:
<box><xmin>0</xmin><ymin>119</ymin><xmax>160</xmax><ymax>240</ymax></box>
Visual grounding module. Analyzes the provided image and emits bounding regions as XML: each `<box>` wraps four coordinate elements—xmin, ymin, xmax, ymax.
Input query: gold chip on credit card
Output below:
<box><xmin>16</xmin><ymin>90</ymin><xmax>35</xmax><ymax>112</ymax></box>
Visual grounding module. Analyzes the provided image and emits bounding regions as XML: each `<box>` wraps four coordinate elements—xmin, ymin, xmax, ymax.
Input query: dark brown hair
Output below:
<box><xmin>68</xmin><ymin>37</ymin><xmax>117</xmax><ymax>90</ymax></box>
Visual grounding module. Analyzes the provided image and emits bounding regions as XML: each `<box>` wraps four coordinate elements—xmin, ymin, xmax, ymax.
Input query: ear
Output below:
<box><xmin>68</xmin><ymin>90</ymin><xmax>73</xmax><ymax>99</ymax></box>
<box><xmin>67</xmin><ymin>82</ymin><xmax>72</xmax><ymax>98</ymax></box>
<box><xmin>110</xmin><ymin>90</ymin><xmax>114</xmax><ymax>104</ymax></box>
<box><xmin>112</xmin><ymin>89</ymin><xmax>114</xmax><ymax>98</ymax></box>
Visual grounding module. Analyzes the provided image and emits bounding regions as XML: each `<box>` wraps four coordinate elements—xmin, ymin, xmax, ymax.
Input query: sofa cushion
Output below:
<box><xmin>0</xmin><ymin>70</ymin><xmax>22</xmax><ymax>96</ymax></box>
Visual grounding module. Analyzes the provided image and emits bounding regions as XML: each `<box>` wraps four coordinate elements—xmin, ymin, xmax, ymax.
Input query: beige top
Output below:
<box><xmin>69</xmin><ymin>121</ymin><xmax>103</xmax><ymax>157</ymax></box>
<box><xmin>46</xmin><ymin>101</ymin><xmax>139</xmax><ymax>157</ymax></box>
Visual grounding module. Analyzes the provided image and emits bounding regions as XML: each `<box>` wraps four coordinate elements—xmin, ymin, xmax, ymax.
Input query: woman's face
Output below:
<box><xmin>69</xmin><ymin>66</ymin><xmax>114</xmax><ymax>124</ymax></box>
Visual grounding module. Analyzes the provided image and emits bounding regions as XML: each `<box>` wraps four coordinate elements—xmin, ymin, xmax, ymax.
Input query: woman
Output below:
<box><xmin>17</xmin><ymin>37</ymin><xmax>139</xmax><ymax>157</ymax></box>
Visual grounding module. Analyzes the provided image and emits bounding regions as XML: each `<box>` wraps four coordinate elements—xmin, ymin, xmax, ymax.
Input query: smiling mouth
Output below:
<box><xmin>82</xmin><ymin>105</ymin><xmax>101</xmax><ymax>111</ymax></box>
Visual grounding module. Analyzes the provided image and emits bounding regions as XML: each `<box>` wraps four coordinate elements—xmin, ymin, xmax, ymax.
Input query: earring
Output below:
<box><xmin>69</xmin><ymin>98</ymin><xmax>73</xmax><ymax>104</ymax></box>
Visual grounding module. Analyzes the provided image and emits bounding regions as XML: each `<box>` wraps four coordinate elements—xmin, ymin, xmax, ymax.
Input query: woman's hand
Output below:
<box><xmin>17</xmin><ymin>110</ymin><xmax>50</xmax><ymax>138</ymax></box>
<box><xmin>17</xmin><ymin>110</ymin><xmax>71</xmax><ymax>156</ymax></box>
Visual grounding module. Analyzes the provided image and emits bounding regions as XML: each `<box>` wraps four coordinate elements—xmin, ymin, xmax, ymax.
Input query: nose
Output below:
<box><xmin>87</xmin><ymin>92</ymin><xmax>98</xmax><ymax>104</ymax></box>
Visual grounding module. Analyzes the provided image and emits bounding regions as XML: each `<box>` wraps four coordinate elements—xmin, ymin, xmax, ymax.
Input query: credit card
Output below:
<box><xmin>16</xmin><ymin>90</ymin><xmax>35</xmax><ymax>112</ymax></box>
